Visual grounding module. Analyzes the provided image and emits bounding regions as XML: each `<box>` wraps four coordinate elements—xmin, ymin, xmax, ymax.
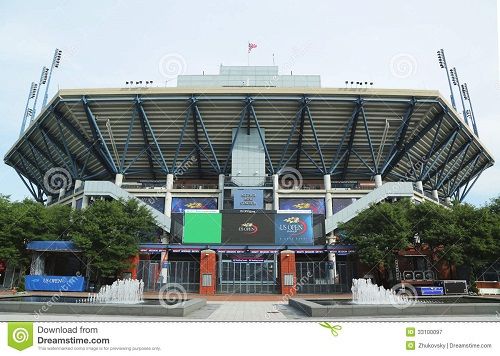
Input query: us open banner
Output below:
<box><xmin>221</xmin><ymin>211</ymin><xmax>275</xmax><ymax>244</ymax></box>
<box><xmin>171</xmin><ymin>197</ymin><xmax>218</xmax><ymax>213</ymax></box>
<box><xmin>279</xmin><ymin>198</ymin><xmax>325</xmax><ymax>215</ymax></box>
<box><xmin>274</xmin><ymin>212</ymin><xmax>314</xmax><ymax>245</ymax></box>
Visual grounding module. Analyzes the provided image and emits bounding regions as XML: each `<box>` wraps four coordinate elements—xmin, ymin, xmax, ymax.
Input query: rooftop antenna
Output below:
<box><xmin>31</xmin><ymin>66</ymin><xmax>49</xmax><ymax>121</ymax></box>
<box><xmin>42</xmin><ymin>48</ymin><xmax>63</xmax><ymax>108</ymax></box>
<box><xmin>436</xmin><ymin>49</ymin><xmax>457</xmax><ymax>110</ymax></box>
<box><xmin>461</xmin><ymin>83</ymin><xmax>479</xmax><ymax>136</ymax></box>
<box><xmin>449</xmin><ymin>67</ymin><xmax>468</xmax><ymax>125</ymax></box>
<box><xmin>19</xmin><ymin>82</ymin><xmax>38</xmax><ymax>137</ymax></box>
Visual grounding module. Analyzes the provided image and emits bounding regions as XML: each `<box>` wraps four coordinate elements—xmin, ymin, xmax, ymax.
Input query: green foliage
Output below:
<box><xmin>70</xmin><ymin>199</ymin><xmax>157</xmax><ymax>283</ymax></box>
<box><xmin>339</xmin><ymin>195</ymin><xmax>500</xmax><ymax>285</ymax></box>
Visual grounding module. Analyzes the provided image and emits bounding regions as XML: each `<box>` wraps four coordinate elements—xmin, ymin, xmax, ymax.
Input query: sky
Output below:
<box><xmin>0</xmin><ymin>0</ymin><xmax>498</xmax><ymax>205</ymax></box>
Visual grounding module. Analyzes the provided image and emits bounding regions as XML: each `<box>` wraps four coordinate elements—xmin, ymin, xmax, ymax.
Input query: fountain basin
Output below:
<box><xmin>0</xmin><ymin>297</ymin><xmax>206</xmax><ymax>317</ymax></box>
<box><xmin>289</xmin><ymin>297</ymin><xmax>500</xmax><ymax>317</ymax></box>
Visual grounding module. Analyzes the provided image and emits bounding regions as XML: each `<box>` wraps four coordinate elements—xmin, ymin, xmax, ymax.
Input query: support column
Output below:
<box><xmin>218</xmin><ymin>174</ymin><xmax>225</xmax><ymax>210</ymax></box>
<box><xmin>115</xmin><ymin>173</ymin><xmax>124</xmax><ymax>187</ymax></box>
<box><xmin>324</xmin><ymin>174</ymin><xmax>333</xmax><ymax>217</ymax></box>
<box><xmin>159</xmin><ymin>250</ymin><xmax>169</xmax><ymax>284</ymax></box>
<box><xmin>164</xmin><ymin>174</ymin><xmax>174</xmax><ymax>218</ymax></box>
<box><xmin>279</xmin><ymin>250</ymin><xmax>296</xmax><ymax>295</ymax></box>
<box><xmin>129</xmin><ymin>254</ymin><xmax>140</xmax><ymax>280</ymax></box>
<box><xmin>432</xmin><ymin>189</ymin><xmax>439</xmax><ymax>201</ymax></box>
<box><xmin>81</xmin><ymin>195</ymin><xmax>89</xmax><ymax>209</ymax></box>
<box><xmin>445</xmin><ymin>197</ymin><xmax>451</xmax><ymax>206</ymax></box>
<box><xmin>58</xmin><ymin>187</ymin><xmax>65</xmax><ymax>200</ymax></box>
<box><xmin>272</xmin><ymin>174</ymin><xmax>279</xmax><ymax>210</ymax></box>
<box><xmin>199</xmin><ymin>249</ymin><xmax>216</xmax><ymax>295</ymax></box>
<box><xmin>374</xmin><ymin>174</ymin><xmax>383</xmax><ymax>188</ymax></box>
<box><xmin>415</xmin><ymin>180</ymin><xmax>423</xmax><ymax>193</ymax></box>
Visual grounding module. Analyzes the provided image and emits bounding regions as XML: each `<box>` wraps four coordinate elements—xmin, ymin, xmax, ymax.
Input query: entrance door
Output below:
<box><xmin>218</xmin><ymin>259</ymin><xmax>277</xmax><ymax>294</ymax></box>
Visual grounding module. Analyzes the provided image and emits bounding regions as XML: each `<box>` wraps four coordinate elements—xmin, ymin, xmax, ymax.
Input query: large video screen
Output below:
<box><xmin>183</xmin><ymin>212</ymin><xmax>222</xmax><ymax>244</ymax></box>
<box><xmin>171</xmin><ymin>197</ymin><xmax>218</xmax><ymax>213</ymax></box>
<box><xmin>221</xmin><ymin>211</ymin><xmax>275</xmax><ymax>244</ymax></box>
<box><xmin>274</xmin><ymin>212</ymin><xmax>314</xmax><ymax>245</ymax></box>
<box><xmin>279</xmin><ymin>198</ymin><xmax>325</xmax><ymax>215</ymax></box>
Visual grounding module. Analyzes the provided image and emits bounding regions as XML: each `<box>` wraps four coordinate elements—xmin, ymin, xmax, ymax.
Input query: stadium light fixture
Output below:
<box><xmin>19</xmin><ymin>82</ymin><xmax>38</xmax><ymax>137</ymax></box>
<box><xmin>42</xmin><ymin>48</ymin><xmax>63</xmax><ymax>108</ymax></box>
<box><xmin>31</xmin><ymin>66</ymin><xmax>49</xmax><ymax>121</ymax></box>
<box><xmin>461</xmin><ymin>83</ymin><xmax>479</xmax><ymax>136</ymax></box>
<box><xmin>436</xmin><ymin>49</ymin><xmax>457</xmax><ymax>110</ymax></box>
<box><xmin>449</xmin><ymin>67</ymin><xmax>468</xmax><ymax>125</ymax></box>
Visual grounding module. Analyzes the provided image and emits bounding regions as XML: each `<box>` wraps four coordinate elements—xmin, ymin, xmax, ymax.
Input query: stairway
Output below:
<box><xmin>83</xmin><ymin>181</ymin><xmax>171</xmax><ymax>232</ymax></box>
<box><xmin>325</xmin><ymin>182</ymin><xmax>414</xmax><ymax>233</ymax></box>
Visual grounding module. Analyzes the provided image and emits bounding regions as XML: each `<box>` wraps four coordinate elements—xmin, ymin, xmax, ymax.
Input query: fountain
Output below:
<box><xmin>86</xmin><ymin>279</ymin><xmax>144</xmax><ymax>304</ymax></box>
<box><xmin>351</xmin><ymin>278</ymin><xmax>411</xmax><ymax>305</ymax></box>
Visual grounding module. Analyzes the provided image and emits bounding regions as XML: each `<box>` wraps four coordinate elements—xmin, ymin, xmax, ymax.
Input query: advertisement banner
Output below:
<box><xmin>275</xmin><ymin>213</ymin><xmax>314</xmax><ymax>245</ymax></box>
<box><xmin>233</xmin><ymin>189</ymin><xmax>264</xmax><ymax>209</ymax></box>
<box><xmin>171</xmin><ymin>197</ymin><xmax>218</xmax><ymax>213</ymax></box>
<box><xmin>221</xmin><ymin>212</ymin><xmax>275</xmax><ymax>244</ymax></box>
<box><xmin>138</xmin><ymin>197</ymin><xmax>165</xmax><ymax>212</ymax></box>
<box><xmin>183</xmin><ymin>212</ymin><xmax>222</xmax><ymax>244</ymax></box>
<box><xmin>279</xmin><ymin>198</ymin><xmax>325</xmax><ymax>215</ymax></box>
<box><xmin>25</xmin><ymin>275</ymin><xmax>86</xmax><ymax>292</ymax></box>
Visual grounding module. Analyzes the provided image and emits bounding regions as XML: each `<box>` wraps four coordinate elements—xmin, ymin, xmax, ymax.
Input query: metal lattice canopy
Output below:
<box><xmin>4</xmin><ymin>87</ymin><xmax>494</xmax><ymax>202</ymax></box>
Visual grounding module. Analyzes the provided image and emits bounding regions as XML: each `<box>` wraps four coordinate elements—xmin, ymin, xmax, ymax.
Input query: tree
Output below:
<box><xmin>70</xmin><ymin>199</ymin><xmax>157</xmax><ymax>286</ymax></box>
<box><xmin>338</xmin><ymin>199</ymin><xmax>415</xmax><ymax>286</ymax></box>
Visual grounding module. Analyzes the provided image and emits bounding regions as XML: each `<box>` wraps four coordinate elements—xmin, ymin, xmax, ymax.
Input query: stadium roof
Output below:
<box><xmin>4</xmin><ymin>86</ymin><xmax>494</xmax><ymax>202</ymax></box>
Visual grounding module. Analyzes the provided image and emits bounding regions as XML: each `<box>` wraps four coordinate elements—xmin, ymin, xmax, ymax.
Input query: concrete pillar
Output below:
<box><xmin>58</xmin><ymin>187</ymin><xmax>65</xmax><ymax>200</ymax></box>
<box><xmin>327</xmin><ymin>252</ymin><xmax>337</xmax><ymax>283</ymax></box>
<box><xmin>445</xmin><ymin>197</ymin><xmax>451</xmax><ymax>206</ymax></box>
<box><xmin>71</xmin><ymin>197</ymin><xmax>77</xmax><ymax>209</ymax></box>
<box><xmin>159</xmin><ymin>250</ymin><xmax>169</xmax><ymax>283</ymax></box>
<box><xmin>199</xmin><ymin>249</ymin><xmax>217</xmax><ymax>295</ymax></box>
<box><xmin>432</xmin><ymin>189</ymin><xmax>439</xmax><ymax>201</ymax></box>
<box><xmin>164</xmin><ymin>174</ymin><xmax>174</xmax><ymax>217</ymax></box>
<box><xmin>415</xmin><ymin>180</ymin><xmax>423</xmax><ymax>192</ymax></box>
<box><xmin>129</xmin><ymin>254</ymin><xmax>140</xmax><ymax>280</ymax></box>
<box><xmin>115</xmin><ymin>173</ymin><xmax>124</xmax><ymax>187</ymax></box>
<box><xmin>374</xmin><ymin>174</ymin><xmax>383</xmax><ymax>188</ymax></box>
<box><xmin>46</xmin><ymin>196</ymin><xmax>53</xmax><ymax>205</ymax></box>
<box><xmin>324</xmin><ymin>174</ymin><xmax>333</xmax><ymax>217</ymax></box>
<box><xmin>280</xmin><ymin>250</ymin><xmax>296</xmax><ymax>295</ymax></box>
<box><xmin>272</xmin><ymin>174</ymin><xmax>279</xmax><ymax>210</ymax></box>
<box><xmin>81</xmin><ymin>195</ymin><xmax>89</xmax><ymax>209</ymax></box>
<box><xmin>74</xmin><ymin>179</ymin><xmax>82</xmax><ymax>191</ymax></box>
<box><xmin>218</xmin><ymin>174</ymin><xmax>225</xmax><ymax>210</ymax></box>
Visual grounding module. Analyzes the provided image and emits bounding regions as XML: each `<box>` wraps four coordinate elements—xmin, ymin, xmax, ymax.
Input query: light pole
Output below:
<box><xmin>461</xmin><ymin>83</ymin><xmax>479</xmax><ymax>136</ymax></box>
<box><xmin>42</xmin><ymin>48</ymin><xmax>62</xmax><ymax>108</ymax></box>
<box><xmin>437</xmin><ymin>49</ymin><xmax>456</xmax><ymax>110</ymax></box>
<box><xmin>449</xmin><ymin>67</ymin><xmax>468</xmax><ymax>125</ymax></box>
<box><xmin>31</xmin><ymin>66</ymin><xmax>49</xmax><ymax>121</ymax></box>
<box><xmin>19</xmin><ymin>82</ymin><xmax>38</xmax><ymax>137</ymax></box>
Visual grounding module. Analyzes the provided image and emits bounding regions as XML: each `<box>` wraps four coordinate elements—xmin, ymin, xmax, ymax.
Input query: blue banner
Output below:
<box><xmin>233</xmin><ymin>189</ymin><xmax>264</xmax><ymax>209</ymax></box>
<box><xmin>171</xmin><ymin>197</ymin><xmax>218</xmax><ymax>213</ymax></box>
<box><xmin>279</xmin><ymin>198</ymin><xmax>325</xmax><ymax>214</ymax></box>
<box><xmin>274</xmin><ymin>213</ymin><xmax>314</xmax><ymax>245</ymax></box>
<box><xmin>25</xmin><ymin>275</ymin><xmax>86</xmax><ymax>292</ymax></box>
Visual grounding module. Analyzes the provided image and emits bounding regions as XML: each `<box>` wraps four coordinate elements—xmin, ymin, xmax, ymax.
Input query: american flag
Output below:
<box><xmin>248</xmin><ymin>42</ymin><xmax>257</xmax><ymax>53</ymax></box>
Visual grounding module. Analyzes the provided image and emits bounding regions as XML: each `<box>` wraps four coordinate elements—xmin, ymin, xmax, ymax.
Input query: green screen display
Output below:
<box><xmin>183</xmin><ymin>212</ymin><xmax>222</xmax><ymax>244</ymax></box>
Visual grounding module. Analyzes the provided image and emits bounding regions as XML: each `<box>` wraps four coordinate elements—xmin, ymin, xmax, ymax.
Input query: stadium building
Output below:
<box><xmin>3</xmin><ymin>65</ymin><xmax>495</xmax><ymax>294</ymax></box>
